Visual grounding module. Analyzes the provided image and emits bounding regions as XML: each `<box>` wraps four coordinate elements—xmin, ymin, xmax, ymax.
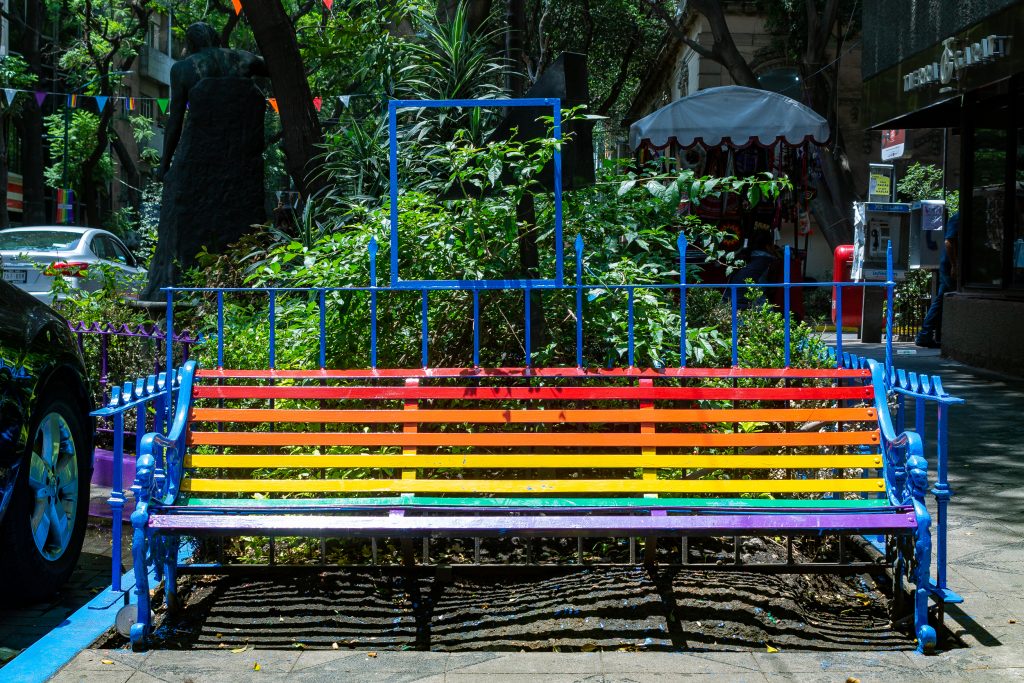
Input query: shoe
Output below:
<box><xmin>915</xmin><ymin>336</ymin><xmax>940</xmax><ymax>348</ymax></box>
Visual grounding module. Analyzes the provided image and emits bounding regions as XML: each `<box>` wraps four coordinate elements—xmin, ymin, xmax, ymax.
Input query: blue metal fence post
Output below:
<box><xmin>783</xmin><ymin>245</ymin><xmax>792</xmax><ymax>367</ymax></box>
<box><xmin>627</xmin><ymin>287</ymin><xmax>635</xmax><ymax>368</ymax></box>
<box><xmin>524</xmin><ymin>284</ymin><xmax>532</xmax><ymax>367</ymax></box>
<box><xmin>551</xmin><ymin>98</ymin><xmax>564</xmax><ymax>283</ymax></box>
<box><xmin>678</xmin><ymin>233</ymin><xmax>687</xmax><ymax>367</ymax></box>
<box><xmin>109</xmin><ymin>412</ymin><xmax>124</xmax><ymax>591</ymax></box>
<box><xmin>319</xmin><ymin>289</ymin><xmax>327</xmax><ymax>370</ymax></box>
<box><xmin>886</xmin><ymin>241</ymin><xmax>894</xmax><ymax>375</ymax></box>
<box><xmin>421</xmin><ymin>289</ymin><xmax>429</xmax><ymax>367</ymax></box>
<box><xmin>268</xmin><ymin>290</ymin><xmax>277</xmax><ymax>370</ymax></box>
<box><xmin>216</xmin><ymin>291</ymin><xmax>224</xmax><ymax>368</ymax></box>
<box><xmin>164</xmin><ymin>290</ymin><xmax>173</xmax><ymax>424</ymax></box>
<box><xmin>730</xmin><ymin>287</ymin><xmax>739</xmax><ymax>367</ymax></box>
<box><xmin>473</xmin><ymin>290</ymin><xmax>481</xmax><ymax>367</ymax></box>
<box><xmin>575</xmin><ymin>234</ymin><xmax>584</xmax><ymax>368</ymax></box>
<box><xmin>834</xmin><ymin>283</ymin><xmax>843</xmax><ymax>366</ymax></box>
<box><xmin>388</xmin><ymin>101</ymin><xmax>400</xmax><ymax>286</ymax></box>
<box><xmin>369</xmin><ymin>237</ymin><xmax>379</xmax><ymax>368</ymax></box>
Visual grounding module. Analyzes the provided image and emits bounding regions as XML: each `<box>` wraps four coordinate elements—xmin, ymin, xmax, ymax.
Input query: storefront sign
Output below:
<box><xmin>881</xmin><ymin>129</ymin><xmax>905</xmax><ymax>160</ymax></box>
<box><xmin>903</xmin><ymin>34</ymin><xmax>1011</xmax><ymax>92</ymax></box>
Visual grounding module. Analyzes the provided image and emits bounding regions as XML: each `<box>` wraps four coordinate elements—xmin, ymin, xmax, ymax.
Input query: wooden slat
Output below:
<box><xmin>187</xmin><ymin>430</ymin><xmax>880</xmax><ymax>448</ymax></box>
<box><xmin>196</xmin><ymin>366</ymin><xmax>871</xmax><ymax>380</ymax></box>
<box><xmin>192</xmin><ymin>385</ymin><xmax>873</xmax><ymax>401</ymax></box>
<box><xmin>188</xmin><ymin>407</ymin><xmax>878</xmax><ymax>424</ymax></box>
<box><xmin>181</xmin><ymin>477</ymin><xmax>887</xmax><ymax>494</ymax></box>
<box><xmin>185</xmin><ymin>453</ymin><xmax>883</xmax><ymax>470</ymax></box>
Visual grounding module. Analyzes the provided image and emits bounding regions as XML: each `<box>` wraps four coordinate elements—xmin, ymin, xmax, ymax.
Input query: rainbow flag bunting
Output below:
<box><xmin>268</xmin><ymin>98</ymin><xmax>279</xmax><ymax>113</ymax></box>
<box><xmin>156</xmin><ymin>98</ymin><xmax>169</xmax><ymax>114</ymax></box>
<box><xmin>95</xmin><ymin>95</ymin><xmax>108</xmax><ymax>112</ymax></box>
<box><xmin>56</xmin><ymin>189</ymin><xmax>74</xmax><ymax>224</ymax></box>
<box><xmin>67</xmin><ymin>94</ymin><xmax>78</xmax><ymax>107</ymax></box>
<box><xmin>3</xmin><ymin>89</ymin><xmax>17</xmax><ymax>105</ymax></box>
<box><xmin>231</xmin><ymin>0</ymin><xmax>242</xmax><ymax>14</ymax></box>
<box><xmin>313</xmin><ymin>96</ymin><xmax>322</xmax><ymax>112</ymax></box>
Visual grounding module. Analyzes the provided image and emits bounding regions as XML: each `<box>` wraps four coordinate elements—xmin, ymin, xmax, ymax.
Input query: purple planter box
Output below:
<box><xmin>89</xmin><ymin>447</ymin><xmax>135</xmax><ymax>519</ymax></box>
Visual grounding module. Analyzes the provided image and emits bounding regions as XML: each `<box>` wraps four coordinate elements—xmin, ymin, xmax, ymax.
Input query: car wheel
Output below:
<box><xmin>0</xmin><ymin>394</ymin><xmax>90</xmax><ymax>605</ymax></box>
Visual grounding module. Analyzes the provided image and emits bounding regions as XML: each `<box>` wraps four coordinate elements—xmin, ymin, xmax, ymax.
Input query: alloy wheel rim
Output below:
<box><xmin>26</xmin><ymin>412</ymin><xmax>78</xmax><ymax>561</ymax></box>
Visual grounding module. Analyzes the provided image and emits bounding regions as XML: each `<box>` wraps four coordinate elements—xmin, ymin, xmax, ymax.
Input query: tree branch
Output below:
<box><xmin>642</xmin><ymin>0</ymin><xmax>718</xmax><ymax>63</ymax></box>
<box><xmin>596</xmin><ymin>25</ymin><xmax>641</xmax><ymax>115</ymax></box>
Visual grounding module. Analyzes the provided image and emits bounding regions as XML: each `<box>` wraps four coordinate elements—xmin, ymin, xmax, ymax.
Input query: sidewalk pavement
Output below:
<box><xmin>47</xmin><ymin>342</ymin><xmax>1024</xmax><ymax>682</ymax></box>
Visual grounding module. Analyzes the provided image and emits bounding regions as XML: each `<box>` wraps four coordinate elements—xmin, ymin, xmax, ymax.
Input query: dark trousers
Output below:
<box><xmin>919</xmin><ymin>270</ymin><xmax>952</xmax><ymax>341</ymax></box>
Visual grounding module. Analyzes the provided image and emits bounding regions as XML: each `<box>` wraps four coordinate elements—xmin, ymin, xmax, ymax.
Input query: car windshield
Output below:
<box><xmin>0</xmin><ymin>230</ymin><xmax>83</xmax><ymax>252</ymax></box>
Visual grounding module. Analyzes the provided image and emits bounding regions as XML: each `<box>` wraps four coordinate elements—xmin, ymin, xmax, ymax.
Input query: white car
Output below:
<box><xmin>0</xmin><ymin>226</ymin><xmax>146</xmax><ymax>303</ymax></box>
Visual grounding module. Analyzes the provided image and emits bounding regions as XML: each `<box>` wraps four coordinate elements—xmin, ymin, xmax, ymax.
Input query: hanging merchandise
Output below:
<box><xmin>797</xmin><ymin>205</ymin><xmax>812</xmax><ymax>236</ymax></box>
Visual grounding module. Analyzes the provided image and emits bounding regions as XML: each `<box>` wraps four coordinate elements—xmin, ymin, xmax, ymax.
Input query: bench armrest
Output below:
<box><xmin>131</xmin><ymin>361</ymin><xmax>197</xmax><ymax>513</ymax></box>
<box><xmin>865</xmin><ymin>359</ymin><xmax>930</xmax><ymax>510</ymax></box>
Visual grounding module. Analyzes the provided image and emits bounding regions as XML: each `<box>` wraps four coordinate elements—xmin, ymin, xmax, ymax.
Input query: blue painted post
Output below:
<box><xmin>369</xmin><ymin>238</ymin><xmax>379</xmax><ymax>368</ymax></box>
<box><xmin>421</xmin><ymin>289</ymin><xmax>428</xmax><ymax>368</ymax></box>
<box><xmin>575</xmin><ymin>234</ymin><xmax>584</xmax><ymax>368</ymax></box>
<box><xmin>730</xmin><ymin>287</ymin><xmax>739</xmax><ymax>367</ymax></box>
<box><xmin>388</xmin><ymin>101</ymin><xmax>400</xmax><ymax>286</ymax></box>
<box><xmin>935</xmin><ymin>401</ymin><xmax>951</xmax><ymax>594</ymax></box>
<box><xmin>886</xmin><ymin>241</ymin><xmax>894</xmax><ymax>375</ymax></box>
<box><xmin>524</xmin><ymin>284</ymin><xmax>532</xmax><ymax>367</ymax></box>
<box><xmin>268</xmin><ymin>290</ymin><xmax>277</xmax><ymax>370</ymax></box>
<box><xmin>473</xmin><ymin>290</ymin><xmax>480</xmax><ymax>367</ymax></box>
<box><xmin>834</xmin><ymin>284</ymin><xmax>843</xmax><ymax>366</ymax></box>
<box><xmin>784</xmin><ymin>245</ymin><xmax>792</xmax><ymax>367</ymax></box>
<box><xmin>896</xmin><ymin>392</ymin><xmax>906</xmax><ymax>435</ymax></box>
<box><xmin>627</xmin><ymin>287</ymin><xmax>635</xmax><ymax>368</ymax></box>
<box><xmin>551</xmin><ymin>99</ymin><xmax>564</xmax><ymax>282</ymax></box>
<box><xmin>109</xmin><ymin>412</ymin><xmax>124</xmax><ymax>591</ymax></box>
<box><xmin>678</xmin><ymin>234</ymin><xmax>687</xmax><ymax>367</ymax></box>
<box><xmin>216</xmin><ymin>291</ymin><xmax>224</xmax><ymax>368</ymax></box>
<box><xmin>164</xmin><ymin>290</ymin><xmax>173</xmax><ymax>425</ymax></box>
<box><xmin>319</xmin><ymin>289</ymin><xmax>327</xmax><ymax>370</ymax></box>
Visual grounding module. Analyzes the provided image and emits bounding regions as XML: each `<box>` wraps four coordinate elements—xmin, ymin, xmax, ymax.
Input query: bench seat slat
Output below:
<box><xmin>189</xmin><ymin>407</ymin><xmax>877</xmax><ymax>424</ymax></box>
<box><xmin>147</xmin><ymin>511</ymin><xmax>916</xmax><ymax>536</ymax></box>
<box><xmin>184</xmin><ymin>453</ymin><xmax>883</xmax><ymax>469</ymax></box>
<box><xmin>196</xmin><ymin>367</ymin><xmax>872</xmax><ymax>380</ymax></box>
<box><xmin>182</xmin><ymin>477</ymin><xmax>886</xmax><ymax>494</ymax></box>
<box><xmin>187</xmin><ymin>430</ymin><xmax>880</xmax><ymax>448</ymax></box>
<box><xmin>192</xmin><ymin>385</ymin><xmax>873</xmax><ymax>401</ymax></box>
<box><xmin>180</xmin><ymin>496</ymin><xmax>895</xmax><ymax>510</ymax></box>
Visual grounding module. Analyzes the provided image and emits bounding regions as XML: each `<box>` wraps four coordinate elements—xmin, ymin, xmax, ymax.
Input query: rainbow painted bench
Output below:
<box><xmin>128</xmin><ymin>358</ymin><xmax>936</xmax><ymax>652</ymax></box>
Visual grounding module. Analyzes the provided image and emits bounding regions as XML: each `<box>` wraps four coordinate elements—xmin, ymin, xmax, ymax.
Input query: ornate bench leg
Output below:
<box><xmin>129</xmin><ymin>515</ymin><xmax>152</xmax><ymax>651</ymax></box>
<box><xmin>164</xmin><ymin>535</ymin><xmax>181</xmax><ymax>614</ymax></box>
<box><xmin>909</xmin><ymin>455</ymin><xmax>937</xmax><ymax>654</ymax></box>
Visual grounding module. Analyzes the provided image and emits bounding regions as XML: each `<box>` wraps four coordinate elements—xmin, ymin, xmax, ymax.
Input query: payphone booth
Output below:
<box><xmin>852</xmin><ymin>202</ymin><xmax>911</xmax><ymax>342</ymax></box>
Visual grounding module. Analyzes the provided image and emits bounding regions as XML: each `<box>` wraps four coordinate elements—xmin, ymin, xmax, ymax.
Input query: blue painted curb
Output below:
<box><xmin>2</xmin><ymin>543</ymin><xmax>193</xmax><ymax>683</ymax></box>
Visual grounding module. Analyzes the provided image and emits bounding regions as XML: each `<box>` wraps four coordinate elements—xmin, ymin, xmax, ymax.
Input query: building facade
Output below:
<box><xmin>862</xmin><ymin>0</ymin><xmax>1024</xmax><ymax>375</ymax></box>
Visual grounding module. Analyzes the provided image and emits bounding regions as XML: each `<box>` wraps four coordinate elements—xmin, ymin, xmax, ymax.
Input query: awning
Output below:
<box><xmin>629</xmin><ymin>85</ymin><xmax>830</xmax><ymax>151</ymax></box>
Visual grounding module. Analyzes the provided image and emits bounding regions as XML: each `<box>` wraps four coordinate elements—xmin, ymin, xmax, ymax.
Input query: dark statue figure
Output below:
<box><xmin>143</xmin><ymin>23</ymin><xmax>269</xmax><ymax>301</ymax></box>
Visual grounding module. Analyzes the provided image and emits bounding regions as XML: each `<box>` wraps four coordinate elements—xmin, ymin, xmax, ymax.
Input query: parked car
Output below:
<box><xmin>0</xmin><ymin>226</ymin><xmax>145</xmax><ymax>304</ymax></box>
<box><xmin>0</xmin><ymin>281</ymin><xmax>93</xmax><ymax>604</ymax></box>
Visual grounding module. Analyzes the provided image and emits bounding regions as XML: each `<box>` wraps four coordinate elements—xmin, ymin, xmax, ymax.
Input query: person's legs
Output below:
<box><xmin>916</xmin><ymin>272</ymin><xmax>950</xmax><ymax>346</ymax></box>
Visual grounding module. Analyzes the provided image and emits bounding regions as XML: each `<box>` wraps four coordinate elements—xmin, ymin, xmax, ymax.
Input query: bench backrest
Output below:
<box><xmin>180</xmin><ymin>366</ymin><xmax>885</xmax><ymax>503</ymax></box>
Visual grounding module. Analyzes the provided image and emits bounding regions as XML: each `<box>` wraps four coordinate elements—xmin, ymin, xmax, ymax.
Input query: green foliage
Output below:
<box><xmin>43</xmin><ymin>110</ymin><xmax>114</xmax><ymax>191</ymax></box>
<box><xmin>896</xmin><ymin>162</ymin><xmax>959</xmax><ymax>214</ymax></box>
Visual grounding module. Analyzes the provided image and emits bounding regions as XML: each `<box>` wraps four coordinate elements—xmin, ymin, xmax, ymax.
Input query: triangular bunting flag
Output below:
<box><xmin>323</xmin><ymin>0</ymin><xmax>333</xmax><ymax>9</ymax></box>
<box><xmin>313</xmin><ymin>96</ymin><xmax>322</xmax><ymax>112</ymax></box>
<box><xmin>3</xmin><ymin>89</ymin><xmax>17</xmax><ymax>106</ymax></box>
<box><xmin>156</xmin><ymin>98</ymin><xmax>169</xmax><ymax>114</ymax></box>
<box><xmin>338</xmin><ymin>94</ymin><xmax>351</xmax><ymax>108</ymax></box>
<box><xmin>34</xmin><ymin>91</ymin><xmax>46</xmax><ymax>107</ymax></box>
<box><xmin>67</xmin><ymin>94</ymin><xmax>78</xmax><ymax>107</ymax></box>
<box><xmin>268</xmin><ymin>98</ymin><xmax>279</xmax><ymax>113</ymax></box>
<box><xmin>94</xmin><ymin>95</ymin><xmax>108</xmax><ymax>112</ymax></box>
<box><xmin>231</xmin><ymin>0</ymin><xmax>242</xmax><ymax>14</ymax></box>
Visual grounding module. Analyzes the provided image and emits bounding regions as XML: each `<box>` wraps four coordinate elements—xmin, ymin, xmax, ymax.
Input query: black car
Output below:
<box><xmin>0</xmin><ymin>280</ymin><xmax>92</xmax><ymax>603</ymax></box>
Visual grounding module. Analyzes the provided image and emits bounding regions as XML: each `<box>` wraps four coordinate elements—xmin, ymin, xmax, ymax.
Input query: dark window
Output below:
<box><xmin>966</xmin><ymin>127</ymin><xmax>1006</xmax><ymax>287</ymax></box>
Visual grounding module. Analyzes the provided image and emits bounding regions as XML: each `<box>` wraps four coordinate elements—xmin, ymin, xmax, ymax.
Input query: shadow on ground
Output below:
<box><xmin>98</xmin><ymin>564</ymin><xmax>914</xmax><ymax>654</ymax></box>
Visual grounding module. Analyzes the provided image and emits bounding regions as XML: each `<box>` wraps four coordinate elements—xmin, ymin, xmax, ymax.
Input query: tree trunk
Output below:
<box><xmin>19</xmin><ymin>0</ymin><xmax>46</xmax><ymax>224</ymax></box>
<box><xmin>80</xmin><ymin>104</ymin><xmax>116</xmax><ymax>227</ymax></box>
<box><xmin>244</xmin><ymin>0</ymin><xmax>325</xmax><ymax>196</ymax></box>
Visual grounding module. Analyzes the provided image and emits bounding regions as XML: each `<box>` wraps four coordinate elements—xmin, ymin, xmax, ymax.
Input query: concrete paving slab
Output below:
<box><xmin>752</xmin><ymin>650</ymin><xmax>915</xmax><ymax>674</ymax></box>
<box><xmin>603</xmin><ymin>675</ymin><xmax>768</xmax><ymax>683</ymax></box>
<box><xmin>445</xmin><ymin>652</ymin><xmax>601</xmax><ymax>674</ymax></box>
<box><xmin>599</xmin><ymin>651</ymin><xmax>760</xmax><ymax>675</ymax></box>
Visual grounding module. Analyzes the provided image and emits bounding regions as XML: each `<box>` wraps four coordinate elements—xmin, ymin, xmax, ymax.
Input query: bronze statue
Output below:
<box><xmin>143</xmin><ymin>23</ymin><xmax>269</xmax><ymax>301</ymax></box>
